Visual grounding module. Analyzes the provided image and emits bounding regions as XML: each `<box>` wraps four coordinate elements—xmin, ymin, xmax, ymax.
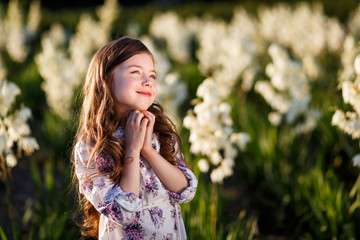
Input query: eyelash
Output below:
<box><xmin>131</xmin><ymin>71</ymin><xmax>156</xmax><ymax>80</ymax></box>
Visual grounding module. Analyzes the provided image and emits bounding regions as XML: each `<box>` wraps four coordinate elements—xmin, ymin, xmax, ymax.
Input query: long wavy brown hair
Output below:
<box><xmin>71</xmin><ymin>36</ymin><xmax>184</xmax><ymax>237</ymax></box>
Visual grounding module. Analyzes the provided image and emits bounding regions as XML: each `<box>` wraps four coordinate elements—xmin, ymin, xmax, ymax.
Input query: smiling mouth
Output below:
<box><xmin>136</xmin><ymin>91</ymin><xmax>152</xmax><ymax>97</ymax></box>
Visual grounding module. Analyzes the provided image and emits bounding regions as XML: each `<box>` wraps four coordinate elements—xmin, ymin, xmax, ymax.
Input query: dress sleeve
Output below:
<box><xmin>166</xmin><ymin>141</ymin><xmax>198</xmax><ymax>204</ymax></box>
<box><xmin>74</xmin><ymin>141</ymin><xmax>143</xmax><ymax>225</ymax></box>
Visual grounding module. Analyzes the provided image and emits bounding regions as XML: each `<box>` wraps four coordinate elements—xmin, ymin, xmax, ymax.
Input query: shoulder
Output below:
<box><xmin>74</xmin><ymin>139</ymin><xmax>115</xmax><ymax>172</ymax></box>
<box><xmin>73</xmin><ymin>139</ymin><xmax>92</xmax><ymax>165</ymax></box>
<box><xmin>74</xmin><ymin>138</ymin><xmax>92</xmax><ymax>156</ymax></box>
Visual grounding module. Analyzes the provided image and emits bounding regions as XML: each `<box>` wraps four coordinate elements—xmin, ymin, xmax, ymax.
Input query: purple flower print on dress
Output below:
<box><xmin>81</xmin><ymin>179</ymin><xmax>93</xmax><ymax>193</ymax></box>
<box><xmin>107</xmin><ymin>218</ymin><xmax>116</xmax><ymax>232</ymax></box>
<box><xmin>162</xmin><ymin>233</ymin><xmax>174</xmax><ymax>240</ymax></box>
<box><xmin>95</xmin><ymin>152</ymin><xmax>114</xmax><ymax>173</ymax></box>
<box><xmin>170</xmin><ymin>209</ymin><xmax>177</xmax><ymax>231</ymax></box>
<box><xmin>149</xmin><ymin>233</ymin><xmax>157</xmax><ymax>240</ymax></box>
<box><xmin>145</xmin><ymin>177</ymin><xmax>159</xmax><ymax>198</ymax></box>
<box><xmin>149</xmin><ymin>207</ymin><xmax>165</xmax><ymax>228</ymax></box>
<box><xmin>124</xmin><ymin>223</ymin><xmax>145</xmax><ymax>240</ymax></box>
<box><xmin>98</xmin><ymin>201</ymin><xmax>124</xmax><ymax>223</ymax></box>
<box><xmin>133</xmin><ymin>211</ymin><xmax>141</xmax><ymax>223</ymax></box>
<box><xmin>124</xmin><ymin>192</ymin><xmax>139</xmax><ymax>204</ymax></box>
<box><xmin>95</xmin><ymin>177</ymin><xmax>106</xmax><ymax>190</ymax></box>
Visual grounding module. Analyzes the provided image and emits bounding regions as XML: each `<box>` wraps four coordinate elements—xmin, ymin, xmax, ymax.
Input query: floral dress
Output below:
<box><xmin>74</xmin><ymin>127</ymin><xmax>198</xmax><ymax>240</ymax></box>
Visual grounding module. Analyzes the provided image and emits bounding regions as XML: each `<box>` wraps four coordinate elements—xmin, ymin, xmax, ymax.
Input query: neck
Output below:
<box><xmin>119</xmin><ymin>117</ymin><xmax>126</xmax><ymax>127</ymax></box>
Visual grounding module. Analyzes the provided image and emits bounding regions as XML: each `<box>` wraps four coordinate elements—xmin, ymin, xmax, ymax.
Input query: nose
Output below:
<box><xmin>142</xmin><ymin>77</ymin><xmax>152</xmax><ymax>88</ymax></box>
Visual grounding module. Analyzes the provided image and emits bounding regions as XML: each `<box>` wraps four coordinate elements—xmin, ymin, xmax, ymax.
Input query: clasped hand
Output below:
<box><xmin>124</xmin><ymin>110</ymin><xmax>155</xmax><ymax>155</ymax></box>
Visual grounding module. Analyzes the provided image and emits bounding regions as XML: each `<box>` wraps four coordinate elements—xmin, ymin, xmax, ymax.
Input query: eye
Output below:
<box><xmin>150</xmin><ymin>74</ymin><xmax>156</xmax><ymax>80</ymax></box>
<box><xmin>131</xmin><ymin>70</ymin><xmax>141</xmax><ymax>75</ymax></box>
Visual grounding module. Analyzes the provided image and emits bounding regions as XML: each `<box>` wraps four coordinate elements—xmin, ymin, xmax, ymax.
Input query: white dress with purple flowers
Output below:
<box><xmin>74</xmin><ymin>127</ymin><xmax>198</xmax><ymax>240</ymax></box>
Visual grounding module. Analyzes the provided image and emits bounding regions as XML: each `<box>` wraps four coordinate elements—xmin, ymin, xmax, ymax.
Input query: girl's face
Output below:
<box><xmin>112</xmin><ymin>53</ymin><xmax>157</xmax><ymax>114</ymax></box>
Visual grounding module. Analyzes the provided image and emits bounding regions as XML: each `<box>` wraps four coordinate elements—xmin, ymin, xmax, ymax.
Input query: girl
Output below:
<box><xmin>72</xmin><ymin>36</ymin><xmax>197</xmax><ymax>240</ymax></box>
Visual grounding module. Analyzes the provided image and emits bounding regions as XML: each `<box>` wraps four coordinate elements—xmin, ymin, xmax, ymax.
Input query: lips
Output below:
<box><xmin>136</xmin><ymin>91</ymin><xmax>152</xmax><ymax>97</ymax></box>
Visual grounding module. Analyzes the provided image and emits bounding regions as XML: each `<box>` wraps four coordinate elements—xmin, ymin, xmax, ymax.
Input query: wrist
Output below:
<box><xmin>125</xmin><ymin>148</ymin><xmax>140</xmax><ymax>159</ymax></box>
<box><xmin>141</xmin><ymin>147</ymin><xmax>157</xmax><ymax>160</ymax></box>
<box><xmin>123</xmin><ymin>150</ymin><xmax>140</xmax><ymax>166</ymax></box>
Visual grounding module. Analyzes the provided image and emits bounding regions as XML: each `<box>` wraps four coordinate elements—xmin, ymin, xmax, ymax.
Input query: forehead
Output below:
<box><xmin>121</xmin><ymin>53</ymin><xmax>154</xmax><ymax>68</ymax></box>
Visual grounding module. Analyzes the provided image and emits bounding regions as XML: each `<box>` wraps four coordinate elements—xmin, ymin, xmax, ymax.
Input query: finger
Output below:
<box><xmin>140</xmin><ymin>117</ymin><xmax>149</xmax><ymax>129</ymax></box>
<box><xmin>126</xmin><ymin>111</ymin><xmax>137</xmax><ymax>126</ymax></box>
<box><xmin>142</xmin><ymin>111</ymin><xmax>155</xmax><ymax>126</ymax></box>
<box><xmin>134</xmin><ymin>112</ymin><xmax>145</xmax><ymax>126</ymax></box>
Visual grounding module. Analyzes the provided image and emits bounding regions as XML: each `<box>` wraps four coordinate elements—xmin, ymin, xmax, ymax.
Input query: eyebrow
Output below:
<box><xmin>127</xmin><ymin>65</ymin><xmax>156</xmax><ymax>74</ymax></box>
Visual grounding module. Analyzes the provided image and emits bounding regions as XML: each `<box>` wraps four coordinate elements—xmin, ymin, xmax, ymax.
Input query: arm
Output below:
<box><xmin>141</xmin><ymin>147</ymin><xmax>189</xmax><ymax>193</ymax></box>
<box><xmin>119</xmin><ymin>111</ymin><xmax>148</xmax><ymax>197</ymax></box>
<box><xmin>140</xmin><ymin>111</ymin><xmax>196</xmax><ymax>196</ymax></box>
<box><xmin>74</xmin><ymin>141</ymin><xmax>142</xmax><ymax>225</ymax></box>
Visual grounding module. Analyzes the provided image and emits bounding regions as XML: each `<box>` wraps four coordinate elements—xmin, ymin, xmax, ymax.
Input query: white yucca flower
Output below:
<box><xmin>149</xmin><ymin>12</ymin><xmax>198</xmax><ymax>63</ymax></box>
<box><xmin>338</xmin><ymin>35</ymin><xmax>359</xmax><ymax>84</ymax></box>
<box><xmin>352</xmin><ymin>153</ymin><xmax>360</xmax><ymax>167</ymax></box>
<box><xmin>333</xmin><ymin>52</ymin><xmax>360</xmax><ymax>141</ymax></box>
<box><xmin>197</xmin><ymin>159</ymin><xmax>209</xmax><ymax>172</ymax></box>
<box><xmin>268</xmin><ymin>112</ymin><xmax>282</xmax><ymax>126</ymax></box>
<box><xmin>0</xmin><ymin>80</ymin><xmax>20</xmax><ymax>117</ymax></box>
<box><xmin>184</xmin><ymin>78</ymin><xmax>250</xmax><ymax>183</ymax></box>
<box><xmin>255</xmin><ymin>43</ymin><xmax>320</xmax><ymax>134</ymax></box>
<box><xmin>301</xmin><ymin>55</ymin><xmax>322</xmax><ymax>81</ymax></box>
<box><xmin>196</xmin><ymin>14</ymin><xmax>259</xmax><ymax>95</ymax></box>
<box><xmin>332</xmin><ymin>110</ymin><xmax>360</xmax><ymax>139</ymax></box>
<box><xmin>348</xmin><ymin>4</ymin><xmax>360</xmax><ymax>39</ymax></box>
<box><xmin>36</xmin><ymin>24</ymin><xmax>78</xmax><ymax>119</ymax></box>
<box><xmin>6</xmin><ymin>153</ymin><xmax>17</xmax><ymax>168</ymax></box>
<box><xmin>26</xmin><ymin>0</ymin><xmax>41</xmax><ymax>37</ymax></box>
<box><xmin>258</xmin><ymin>2</ymin><xmax>344</xmax><ymax>58</ymax></box>
<box><xmin>1</xmin><ymin>0</ymin><xmax>41</xmax><ymax>62</ymax></box>
<box><xmin>0</xmin><ymin>79</ymin><xmax>39</xmax><ymax>168</ymax></box>
<box><xmin>36</xmin><ymin>0</ymin><xmax>119</xmax><ymax>119</ymax></box>
<box><xmin>332</xmin><ymin>48</ymin><xmax>360</xmax><ymax>167</ymax></box>
<box><xmin>4</xmin><ymin>0</ymin><xmax>28</xmax><ymax>62</ymax></box>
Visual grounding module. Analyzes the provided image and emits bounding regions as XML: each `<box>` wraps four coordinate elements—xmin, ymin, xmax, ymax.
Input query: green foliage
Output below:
<box><xmin>22</xmin><ymin>156</ymin><xmax>79</xmax><ymax>239</ymax></box>
<box><xmin>1</xmin><ymin>1</ymin><xmax>360</xmax><ymax>239</ymax></box>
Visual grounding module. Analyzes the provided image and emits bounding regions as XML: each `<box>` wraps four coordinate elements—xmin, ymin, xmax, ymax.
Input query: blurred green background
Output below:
<box><xmin>1</xmin><ymin>0</ymin><xmax>360</xmax><ymax>239</ymax></box>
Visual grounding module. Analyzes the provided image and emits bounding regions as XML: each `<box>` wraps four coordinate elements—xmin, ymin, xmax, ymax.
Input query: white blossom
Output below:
<box><xmin>268</xmin><ymin>112</ymin><xmax>282</xmax><ymax>126</ymax></box>
<box><xmin>1</xmin><ymin>0</ymin><xmax>41</xmax><ymax>62</ymax></box>
<box><xmin>352</xmin><ymin>153</ymin><xmax>360</xmax><ymax>167</ymax></box>
<box><xmin>26</xmin><ymin>0</ymin><xmax>41</xmax><ymax>36</ymax></box>
<box><xmin>230</xmin><ymin>133</ymin><xmax>251</xmax><ymax>151</ymax></box>
<box><xmin>198</xmin><ymin>158</ymin><xmax>210</xmax><ymax>173</ymax></box>
<box><xmin>348</xmin><ymin>4</ymin><xmax>360</xmax><ymax>39</ymax></box>
<box><xmin>0</xmin><ymin>80</ymin><xmax>20</xmax><ymax>117</ymax></box>
<box><xmin>149</xmin><ymin>12</ymin><xmax>198</xmax><ymax>63</ymax></box>
<box><xmin>36</xmin><ymin>0</ymin><xmax>119</xmax><ymax>119</ymax></box>
<box><xmin>258</xmin><ymin>2</ymin><xmax>344</xmax><ymax>58</ymax></box>
<box><xmin>354</xmin><ymin>55</ymin><xmax>360</xmax><ymax>75</ymax></box>
<box><xmin>338</xmin><ymin>35</ymin><xmax>359</xmax><ymax>84</ymax></box>
<box><xmin>0</xmin><ymin>79</ymin><xmax>39</xmax><ymax>168</ymax></box>
<box><xmin>255</xmin><ymin>44</ymin><xmax>320</xmax><ymax>134</ymax></box>
<box><xmin>6</xmin><ymin>153</ymin><xmax>17</xmax><ymax>168</ymax></box>
<box><xmin>332</xmin><ymin>110</ymin><xmax>360</xmax><ymax>139</ymax></box>
<box><xmin>184</xmin><ymin>78</ymin><xmax>250</xmax><ymax>183</ymax></box>
<box><xmin>196</xmin><ymin>14</ymin><xmax>259</xmax><ymax>95</ymax></box>
<box><xmin>17</xmin><ymin>137</ymin><xmax>39</xmax><ymax>155</ymax></box>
